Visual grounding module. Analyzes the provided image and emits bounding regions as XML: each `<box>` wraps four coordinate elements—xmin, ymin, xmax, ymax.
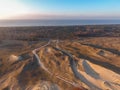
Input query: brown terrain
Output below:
<box><xmin>0</xmin><ymin>25</ymin><xmax>120</xmax><ymax>90</ymax></box>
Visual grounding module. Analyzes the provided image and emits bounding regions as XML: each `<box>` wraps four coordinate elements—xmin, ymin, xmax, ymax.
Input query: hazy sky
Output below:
<box><xmin>0</xmin><ymin>0</ymin><xmax>120</xmax><ymax>19</ymax></box>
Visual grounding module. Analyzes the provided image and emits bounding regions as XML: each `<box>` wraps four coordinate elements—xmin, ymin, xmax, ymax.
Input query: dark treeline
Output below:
<box><xmin>0</xmin><ymin>25</ymin><xmax>120</xmax><ymax>41</ymax></box>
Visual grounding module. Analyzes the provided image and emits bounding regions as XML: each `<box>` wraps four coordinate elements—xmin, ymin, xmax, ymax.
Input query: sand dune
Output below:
<box><xmin>78</xmin><ymin>60</ymin><xmax>120</xmax><ymax>90</ymax></box>
<box><xmin>0</xmin><ymin>38</ymin><xmax>120</xmax><ymax>90</ymax></box>
<box><xmin>38</xmin><ymin>41</ymin><xmax>120</xmax><ymax>90</ymax></box>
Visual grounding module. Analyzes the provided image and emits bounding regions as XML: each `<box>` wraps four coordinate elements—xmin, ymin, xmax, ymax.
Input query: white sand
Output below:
<box><xmin>9</xmin><ymin>55</ymin><xmax>19</xmax><ymax>62</ymax></box>
<box><xmin>78</xmin><ymin>60</ymin><xmax>120</xmax><ymax>90</ymax></box>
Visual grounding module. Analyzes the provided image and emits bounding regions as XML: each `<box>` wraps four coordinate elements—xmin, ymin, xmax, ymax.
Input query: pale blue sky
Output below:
<box><xmin>0</xmin><ymin>0</ymin><xmax>120</xmax><ymax>19</ymax></box>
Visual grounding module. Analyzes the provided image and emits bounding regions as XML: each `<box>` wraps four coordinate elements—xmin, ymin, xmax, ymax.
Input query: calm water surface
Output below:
<box><xmin>0</xmin><ymin>20</ymin><xmax>120</xmax><ymax>27</ymax></box>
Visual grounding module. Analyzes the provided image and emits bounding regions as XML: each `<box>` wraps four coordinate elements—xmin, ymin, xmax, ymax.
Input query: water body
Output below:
<box><xmin>0</xmin><ymin>19</ymin><xmax>120</xmax><ymax>27</ymax></box>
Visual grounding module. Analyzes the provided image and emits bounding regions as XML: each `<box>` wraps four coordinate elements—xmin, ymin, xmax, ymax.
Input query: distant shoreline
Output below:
<box><xmin>0</xmin><ymin>24</ymin><xmax>120</xmax><ymax>28</ymax></box>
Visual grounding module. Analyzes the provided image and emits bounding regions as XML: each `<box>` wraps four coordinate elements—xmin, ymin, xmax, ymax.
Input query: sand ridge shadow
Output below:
<box><xmin>81</xmin><ymin>43</ymin><xmax>120</xmax><ymax>56</ymax></box>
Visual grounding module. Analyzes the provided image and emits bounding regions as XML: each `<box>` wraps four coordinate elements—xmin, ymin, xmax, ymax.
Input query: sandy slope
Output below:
<box><xmin>38</xmin><ymin>42</ymin><xmax>120</xmax><ymax>90</ymax></box>
<box><xmin>77</xmin><ymin>60</ymin><xmax>120</xmax><ymax>90</ymax></box>
<box><xmin>39</xmin><ymin>39</ymin><xmax>120</xmax><ymax>90</ymax></box>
